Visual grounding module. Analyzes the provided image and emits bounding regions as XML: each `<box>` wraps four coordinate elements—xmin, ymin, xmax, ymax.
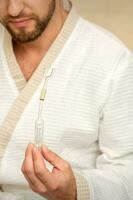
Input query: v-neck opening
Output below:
<box><xmin>3</xmin><ymin>5</ymin><xmax>78</xmax><ymax>93</ymax></box>
<box><xmin>0</xmin><ymin>5</ymin><xmax>80</xmax><ymax>161</ymax></box>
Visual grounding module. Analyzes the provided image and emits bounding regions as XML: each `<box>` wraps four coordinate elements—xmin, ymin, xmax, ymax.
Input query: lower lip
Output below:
<box><xmin>10</xmin><ymin>19</ymin><xmax>32</xmax><ymax>28</ymax></box>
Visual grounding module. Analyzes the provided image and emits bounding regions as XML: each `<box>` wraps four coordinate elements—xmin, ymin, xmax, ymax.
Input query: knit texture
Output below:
<box><xmin>0</xmin><ymin>4</ymin><xmax>133</xmax><ymax>200</ymax></box>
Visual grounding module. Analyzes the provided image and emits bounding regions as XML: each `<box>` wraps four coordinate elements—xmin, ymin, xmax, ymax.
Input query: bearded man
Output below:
<box><xmin>0</xmin><ymin>0</ymin><xmax>133</xmax><ymax>200</ymax></box>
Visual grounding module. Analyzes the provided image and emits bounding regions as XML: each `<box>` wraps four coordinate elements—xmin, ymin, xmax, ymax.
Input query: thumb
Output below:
<box><xmin>41</xmin><ymin>145</ymin><xmax>67</xmax><ymax>171</ymax></box>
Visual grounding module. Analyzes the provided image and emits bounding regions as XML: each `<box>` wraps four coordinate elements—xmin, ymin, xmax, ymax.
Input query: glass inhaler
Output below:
<box><xmin>34</xmin><ymin>68</ymin><xmax>54</xmax><ymax>147</ymax></box>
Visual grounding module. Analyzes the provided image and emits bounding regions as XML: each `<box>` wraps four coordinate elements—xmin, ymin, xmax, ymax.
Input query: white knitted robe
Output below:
<box><xmin>0</xmin><ymin>4</ymin><xmax>133</xmax><ymax>200</ymax></box>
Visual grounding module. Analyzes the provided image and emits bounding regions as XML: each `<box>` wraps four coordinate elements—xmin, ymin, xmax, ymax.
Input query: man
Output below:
<box><xmin>0</xmin><ymin>0</ymin><xmax>133</xmax><ymax>199</ymax></box>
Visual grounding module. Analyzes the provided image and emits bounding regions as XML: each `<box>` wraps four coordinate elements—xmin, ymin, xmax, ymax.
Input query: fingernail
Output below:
<box><xmin>33</xmin><ymin>146</ymin><xmax>38</xmax><ymax>153</ymax></box>
<box><xmin>41</xmin><ymin>145</ymin><xmax>48</xmax><ymax>153</ymax></box>
<box><xmin>38</xmin><ymin>146</ymin><xmax>41</xmax><ymax>152</ymax></box>
<box><xmin>33</xmin><ymin>147</ymin><xmax>38</xmax><ymax>160</ymax></box>
<box><xmin>42</xmin><ymin>144</ymin><xmax>48</xmax><ymax>149</ymax></box>
<box><xmin>28</xmin><ymin>143</ymin><xmax>34</xmax><ymax>148</ymax></box>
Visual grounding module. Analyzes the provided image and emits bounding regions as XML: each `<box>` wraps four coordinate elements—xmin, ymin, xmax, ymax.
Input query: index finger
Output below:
<box><xmin>32</xmin><ymin>146</ymin><xmax>54</xmax><ymax>188</ymax></box>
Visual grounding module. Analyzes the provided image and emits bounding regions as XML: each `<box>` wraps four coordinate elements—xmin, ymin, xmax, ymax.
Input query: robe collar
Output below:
<box><xmin>0</xmin><ymin>5</ymin><xmax>80</xmax><ymax>160</ymax></box>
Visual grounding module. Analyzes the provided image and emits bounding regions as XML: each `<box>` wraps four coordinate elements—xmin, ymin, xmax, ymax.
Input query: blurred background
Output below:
<box><xmin>72</xmin><ymin>0</ymin><xmax>133</xmax><ymax>51</ymax></box>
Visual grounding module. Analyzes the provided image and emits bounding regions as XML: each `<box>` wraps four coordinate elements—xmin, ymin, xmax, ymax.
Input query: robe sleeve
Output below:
<box><xmin>0</xmin><ymin>186</ymin><xmax>24</xmax><ymax>200</ymax></box>
<box><xmin>74</xmin><ymin>51</ymin><xmax>133</xmax><ymax>200</ymax></box>
<box><xmin>0</xmin><ymin>192</ymin><xmax>24</xmax><ymax>200</ymax></box>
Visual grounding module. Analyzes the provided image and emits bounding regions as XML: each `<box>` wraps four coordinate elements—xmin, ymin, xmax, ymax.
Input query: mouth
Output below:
<box><xmin>8</xmin><ymin>18</ymin><xmax>33</xmax><ymax>28</ymax></box>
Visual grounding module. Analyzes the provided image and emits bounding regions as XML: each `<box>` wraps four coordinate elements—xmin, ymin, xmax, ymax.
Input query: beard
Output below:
<box><xmin>3</xmin><ymin>0</ymin><xmax>56</xmax><ymax>43</ymax></box>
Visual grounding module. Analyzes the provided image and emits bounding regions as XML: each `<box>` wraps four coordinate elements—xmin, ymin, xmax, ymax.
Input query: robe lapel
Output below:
<box><xmin>0</xmin><ymin>6</ymin><xmax>79</xmax><ymax>162</ymax></box>
<box><xmin>4</xmin><ymin>30</ymin><xmax>26</xmax><ymax>92</ymax></box>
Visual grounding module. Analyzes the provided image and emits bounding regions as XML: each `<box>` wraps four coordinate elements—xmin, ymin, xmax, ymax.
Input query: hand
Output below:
<box><xmin>21</xmin><ymin>144</ymin><xmax>77</xmax><ymax>200</ymax></box>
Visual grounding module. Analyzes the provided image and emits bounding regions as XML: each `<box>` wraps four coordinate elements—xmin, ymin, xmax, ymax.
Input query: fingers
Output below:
<box><xmin>41</xmin><ymin>145</ymin><xmax>71</xmax><ymax>172</ymax></box>
<box><xmin>22</xmin><ymin>144</ymin><xmax>47</xmax><ymax>193</ymax></box>
<box><xmin>22</xmin><ymin>144</ymin><xmax>75</xmax><ymax>199</ymax></box>
<box><xmin>32</xmin><ymin>146</ymin><xmax>54</xmax><ymax>189</ymax></box>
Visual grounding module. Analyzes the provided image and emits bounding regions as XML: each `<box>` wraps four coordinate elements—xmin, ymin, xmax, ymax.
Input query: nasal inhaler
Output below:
<box><xmin>34</xmin><ymin>67</ymin><xmax>54</xmax><ymax>147</ymax></box>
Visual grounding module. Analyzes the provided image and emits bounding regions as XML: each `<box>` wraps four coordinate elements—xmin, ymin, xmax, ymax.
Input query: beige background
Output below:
<box><xmin>72</xmin><ymin>0</ymin><xmax>133</xmax><ymax>51</ymax></box>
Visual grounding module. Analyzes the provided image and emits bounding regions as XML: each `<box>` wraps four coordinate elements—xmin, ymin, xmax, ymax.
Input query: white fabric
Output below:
<box><xmin>63</xmin><ymin>0</ymin><xmax>71</xmax><ymax>11</ymax></box>
<box><xmin>0</xmin><ymin>17</ymin><xmax>133</xmax><ymax>200</ymax></box>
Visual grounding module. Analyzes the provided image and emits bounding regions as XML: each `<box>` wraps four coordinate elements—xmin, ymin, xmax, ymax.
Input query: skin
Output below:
<box><xmin>0</xmin><ymin>0</ymin><xmax>68</xmax><ymax>80</ymax></box>
<box><xmin>0</xmin><ymin>0</ymin><xmax>56</xmax><ymax>43</ymax></box>
<box><xmin>0</xmin><ymin>0</ymin><xmax>77</xmax><ymax>199</ymax></box>
<box><xmin>22</xmin><ymin>144</ymin><xmax>77</xmax><ymax>200</ymax></box>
